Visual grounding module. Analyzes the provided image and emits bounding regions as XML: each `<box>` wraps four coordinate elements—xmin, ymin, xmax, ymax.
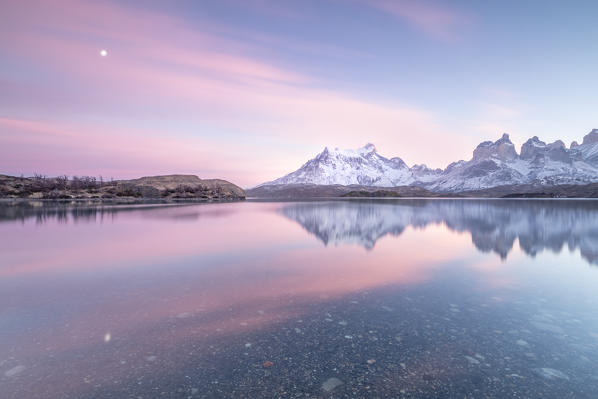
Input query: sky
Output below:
<box><xmin>1</xmin><ymin>0</ymin><xmax>597</xmax><ymax>187</ymax></box>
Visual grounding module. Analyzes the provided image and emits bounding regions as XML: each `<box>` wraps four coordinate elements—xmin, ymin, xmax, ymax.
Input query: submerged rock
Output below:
<box><xmin>465</xmin><ymin>356</ymin><xmax>480</xmax><ymax>365</ymax></box>
<box><xmin>322</xmin><ymin>377</ymin><xmax>343</xmax><ymax>392</ymax></box>
<box><xmin>531</xmin><ymin>321</ymin><xmax>565</xmax><ymax>334</ymax></box>
<box><xmin>4</xmin><ymin>365</ymin><xmax>25</xmax><ymax>377</ymax></box>
<box><xmin>534</xmin><ymin>368</ymin><xmax>569</xmax><ymax>380</ymax></box>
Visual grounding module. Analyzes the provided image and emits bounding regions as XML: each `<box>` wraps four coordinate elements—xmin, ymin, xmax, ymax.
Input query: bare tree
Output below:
<box><xmin>55</xmin><ymin>175</ymin><xmax>68</xmax><ymax>190</ymax></box>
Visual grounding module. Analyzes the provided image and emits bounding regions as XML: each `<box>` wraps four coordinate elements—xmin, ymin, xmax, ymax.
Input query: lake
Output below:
<box><xmin>1</xmin><ymin>199</ymin><xmax>598</xmax><ymax>398</ymax></box>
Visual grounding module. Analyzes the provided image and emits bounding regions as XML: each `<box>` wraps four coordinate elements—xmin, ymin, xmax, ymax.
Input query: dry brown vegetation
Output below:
<box><xmin>0</xmin><ymin>174</ymin><xmax>245</xmax><ymax>200</ymax></box>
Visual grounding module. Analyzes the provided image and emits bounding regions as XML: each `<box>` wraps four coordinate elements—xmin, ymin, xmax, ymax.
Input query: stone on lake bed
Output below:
<box><xmin>4</xmin><ymin>365</ymin><xmax>26</xmax><ymax>377</ymax></box>
<box><xmin>531</xmin><ymin>321</ymin><xmax>564</xmax><ymax>334</ymax></box>
<box><xmin>516</xmin><ymin>339</ymin><xmax>529</xmax><ymax>346</ymax></box>
<box><xmin>322</xmin><ymin>377</ymin><xmax>343</xmax><ymax>392</ymax></box>
<box><xmin>465</xmin><ymin>356</ymin><xmax>480</xmax><ymax>365</ymax></box>
<box><xmin>534</xmin><ymin>368</ymin><xmax>569</xmax><ymax>380</ymax></box>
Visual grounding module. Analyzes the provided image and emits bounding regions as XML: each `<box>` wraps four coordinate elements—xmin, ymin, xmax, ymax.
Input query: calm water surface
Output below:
<box><xmin>1</xmin><ymin>199</ymin><xmax>598</xmax><ymax>398</ymax></box>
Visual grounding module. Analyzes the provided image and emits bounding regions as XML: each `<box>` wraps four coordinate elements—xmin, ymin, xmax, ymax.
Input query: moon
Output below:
<box><xmin>100</xmin><ymin>49</ymin><xmax>107</xmax><ymax>57</ymax></box>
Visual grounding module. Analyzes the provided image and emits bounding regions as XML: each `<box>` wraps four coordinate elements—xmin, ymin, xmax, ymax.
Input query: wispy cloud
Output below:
<box><xmin>357</xmin><ymin>0</ymin><xmax>471</xmax><ymax>42</ymax></box>
<box><xmin>0</xmin><ymin>0</ymin><xmax>465</xmax><ymax>185</ymax></box>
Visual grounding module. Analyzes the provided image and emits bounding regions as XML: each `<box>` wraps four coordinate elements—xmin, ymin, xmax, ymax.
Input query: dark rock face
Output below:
<box><xmin>521</xmin><ymin>137</ymin><xmax>571</xmax><ymax>164</ymax></box>
<box><xmin>444</xmin><ymin>160</ymin><xmax>467</xmax><ymax>173</ymax></box>
<box><xmin>582</xmin><ymin>129</ymin><xmax>598</xmax><ymax>145</ymax></box>
<box><xmin>472</xmin><ymin>134</ymin><xmax>518</xmax><ymax>162</ymax></box>
<box><xmin>411</xmin><ymin>164</ymin><xmax>442</xmax><ymax>178</ymax></box>
<box><xmin>520</xmin><ymin>136</ymin><xmax>546</xmax><ymax>160</ymax></box>
<box><xmin>546</xmin><ymin>140</ymin><xmax>571</xmax><ymax>163</ymax></box>
<box><xmin>462</xmin><ymin>160</ymin><xmax>500</xmax><ymax>178</ymax></box>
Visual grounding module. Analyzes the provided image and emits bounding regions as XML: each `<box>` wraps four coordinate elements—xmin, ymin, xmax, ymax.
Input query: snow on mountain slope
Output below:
<box><xmin>261</xmin><ymin>143</ymin><xmax>417</xmax><ymax>187</ymax></box>
<box><xmin>260</xmin><ymin>130</ymin><xmax>598</xmax><ymax>192</ymax></box>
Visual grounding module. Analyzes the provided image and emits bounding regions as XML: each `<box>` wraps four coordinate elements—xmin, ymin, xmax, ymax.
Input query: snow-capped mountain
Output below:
<box><xmin>259</xmin><ymin>129</ymin><xmax>598</xmax><ymax>192</ymax></box>
<box><xmin>263</xmin><ymin>143</ymin><xmax>415</xmax><ymax>187</ymax></box>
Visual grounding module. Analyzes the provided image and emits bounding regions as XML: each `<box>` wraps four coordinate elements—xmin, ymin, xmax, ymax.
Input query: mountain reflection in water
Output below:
<box><xmin>1</xmin><ymin>199</ymin><xmax>598</xmax><ymax>398</ymax></box>
<box><xmin>281</xmin><ymin>199</ymin><xmax>598</xmax><ymax>265</ymax></box>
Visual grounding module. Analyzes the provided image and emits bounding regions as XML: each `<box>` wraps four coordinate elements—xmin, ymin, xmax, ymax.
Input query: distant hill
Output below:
<box><xmin>340</xmin><ymin>190</ymin><xmax>403</xmax><ymax>198</ymax></box>
<box><xmin>246</xmin><ymin>184</ymin><xmax>442</xmax><ymax>199</ymax></box>
<box><xmin>0</xmin><ymin>174</ymin><xmax>245</xmax><ymax>200</ymax></box>
<box><xmin>246</xmin><ymin>182</ymin><xmax>598</xmax><ymax>198</ymax></box>
<box><xmin>459</xmin><ymin>182</ymin><xmax>598</xmax><ymax>198</ymax></box>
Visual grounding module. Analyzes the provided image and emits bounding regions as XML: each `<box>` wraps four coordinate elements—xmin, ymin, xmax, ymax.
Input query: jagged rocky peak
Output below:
<box><xmin>411</xmin><ymin>164</ymin><xmax>442</xmax><ymax>174</ymax></box>
<box><xmin>521</xmin><ymin>136</ymin><xmax>546</xmax><ymax>160</ymax></box>
<box><xmin>547</xmin><ymin>140</ymin><xmax>565</xmax><ymax>149</ymax></box>
<box><xmin>261</xmin><ymin>142</ymin><xmax>418</xmax><ymax>187</ymax></box>
<box><xmin>445</xmin><ymin>160</ymin><xmax>467</xmax><ymax>173</ymax></box>
<box><xmin>411</xmin><ymin>164</ymin><xmax>429</xmax><ymax>172</ymax></box>
<box><xmin>582</xmin><ymin>129</ymin><xmax>598</xmax><ymax>145</ymax></box>
<box><xmin>571</xmin><ymin>141</ymin><xmax>580</xmax><ymax>149</ymax></box>
<box><xmin>472</xmin><ymin>133</ymin><xmax>518</xmax><ymax>161</ymax></box>
<box><xmin>389</xmin><ymin>156</ymin><xmax>408</xmax><ymax>168</ymax></box>
<box><xmin>362</xmin><ymin>143</ymin><xmax>377</xmax><ymax>152</ymax></box>
<box><xmin>321</xmin><ymin>143</ymin><xmax>378</xmax><ymax>159</ymax></box>
<box><xmin>546</xmin><ymin>140</ymin><xmax>570</xmax><ymax>163</ymax></box>
<box><xmin>316</xmin><ymin>146</ymin><xmax>330</xmax><ymax>160</ymax></box>
<box><xmin>358</xmin><ymin>143</ymin><xmax>380</xmax><ymax>159</ymax></box>
<box><xmin>521</xmin><ymin>137</ymin><xmax>569</xmax><ymax>162</ymax></box>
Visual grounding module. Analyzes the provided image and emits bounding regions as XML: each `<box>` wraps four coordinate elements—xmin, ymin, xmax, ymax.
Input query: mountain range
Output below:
<box><xmin>253</xmin><ymin>129</ymin><xmax>598</xmax><ymax>194</ymax></box>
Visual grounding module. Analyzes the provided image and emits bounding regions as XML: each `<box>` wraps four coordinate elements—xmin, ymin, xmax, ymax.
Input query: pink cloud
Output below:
<box><xmin>0</xmin><ymin>0</ymin><xmax>468</xmax><ymax>185</ymax></box>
